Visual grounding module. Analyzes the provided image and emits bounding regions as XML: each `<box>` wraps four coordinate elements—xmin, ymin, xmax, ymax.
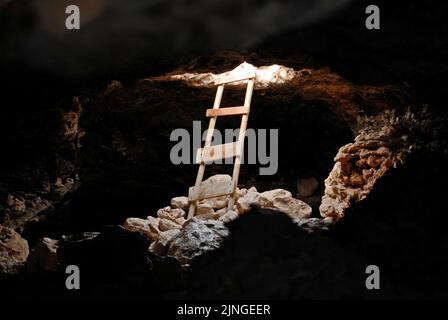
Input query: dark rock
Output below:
<box><xmin>293</xmin><ymin>217</ymin><xmax>334</xmax><ymax>233</ymax></box>
<box><xmin>27</xmin><ymin>237</ymin><xmax>59</xmax><ymax>272</ymax></box>
<box><xmin>55</xmin><ymin>225</ymin><xmax>183</xmax><ymax>298</ymax></box>
<box><xmin>0</xmin><ymin>97</ymin><xmax>82</xmax><ymax>233</ymax></box>
<box><xmin>58</xmin><ymin>226</ymin><xmax>147</xmax><ymax>279</ymax></box>
<box><xmin>176</xmin><ymin>210</ymin><xmax>367</xmax><ymax>299</ymax></box>
<box><xmin>168</xmin><ymin>218</ymin><xmax>229</xmax><ymax>266</ymax></box>
<box><xmin>175</xmin><ymin>150</ymin><xmax>448</xmax><ymax>299</ymax></box>
<box><xmin>297</xmin><ymin>177</ymin><xmax>319</xmax><ymax>198</ymax></box>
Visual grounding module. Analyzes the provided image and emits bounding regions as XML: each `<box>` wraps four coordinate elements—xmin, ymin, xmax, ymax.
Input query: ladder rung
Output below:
<box><xmin>196</xmin><ymin>142</ymin><xmax>240</xmax><ymax>164</ymax></box>
<box><xmin>206</xmin><ymin>106</ymin><xmax>249</xmax><ymax>118</ymax></box>
<box><xmin>214</xmin><ymin>70</ymin><xmax>256</xmax><ymax>85</ymax></box>
<box><xmin>189</xmin><ymin>179</ymin><xmax>233</xmax><ymax>202</ymax></box>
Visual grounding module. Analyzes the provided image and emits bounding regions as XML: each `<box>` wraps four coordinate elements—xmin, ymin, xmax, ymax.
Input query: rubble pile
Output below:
<box><xmin>123</xmin><ymin>174</ymin><xmax>313</xmax><ymax>266</ymax></box>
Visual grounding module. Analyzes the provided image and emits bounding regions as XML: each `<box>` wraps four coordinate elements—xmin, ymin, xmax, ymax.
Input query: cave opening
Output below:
<box><xmin>23</xmin><ymin>74</ymin><xmax>354</xmax><ymax>243</ymax></box>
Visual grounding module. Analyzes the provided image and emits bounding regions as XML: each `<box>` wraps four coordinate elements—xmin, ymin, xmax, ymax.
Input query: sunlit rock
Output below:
<box><xmin>214</xmin><ymin>207</ymin><xmax>228</xmax><ymax>217</ymax></box>
<box><xmin>236</xmin><ymin>190</ymin><xmax>266</xmax><ymax>214</ymax></box>
<box><xmin>196</xmin><ymin>202</ymin><xmax>215</xmax><ymax>216</ymax></box>
<box><xmin>175</xmin><ymin>217</ymin><xmax>187</xmax><ymax>226</ymax></box>
<box><xmin>159</xmin><ymin>218</ymin><xmax>182</xmax><ymax>232</ymax></box>
<box><xmin>149</xmin><ymin>229</ymin><xmax>181</xmax><ymax>257</ymax></box>
<box><xmin>271</xmin><ymin>197</ymin><xmax>312</xmax><ymax>219</ymax></box>
<box><xmin>199</xmin><ymin>195</ymin><xmax>228</xmax><ymax>209</ymax></box>
<box><xmin>171</xmin><ymin>196</ymin><xmax>189</xmax><ymax>210</ymax></box>
<box><xmin>236</xmin><ymin>188</ymin><xmax>248</xmax><ymax>200</ymax></box>
<box><xmin>124</xmin><ymin>217</ymin><xmax>160</xmax><ymax>241</ymax></box>
<box><xmin>218</xmin><ymin>210</ymin><xmax>239</xmax><ymax>224</ymax></box>
<box><xmin>157</xmin><ymin>206</ymin><xmax>186</xmax><ymax>221</ymax></box>
<box><xmin>235</xmin><ymin>187</ymin><xmax>312</xmax><ymax>220</ymax></box>
<box><xmin>319</xmin><ymin>110</ymin><xmax>419</xmax><ymax>221</ymax></box>
<box><xmin>166</xmin><ymin>62</ymin><xmax>297</xmax><ymax>88</ymax></box>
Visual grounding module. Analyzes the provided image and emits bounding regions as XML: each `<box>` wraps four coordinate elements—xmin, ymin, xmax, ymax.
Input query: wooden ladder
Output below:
<box><xmin>187</xmin><ymin>68</ymin><xmax>256</xmax><ymax>219</ymax></box>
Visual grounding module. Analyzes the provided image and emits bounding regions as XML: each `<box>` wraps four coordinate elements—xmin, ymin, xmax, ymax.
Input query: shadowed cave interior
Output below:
<box><xmin>1</xmin><ymin>0</ymin><xmax>448</xmax><ymax>300</ymax></box>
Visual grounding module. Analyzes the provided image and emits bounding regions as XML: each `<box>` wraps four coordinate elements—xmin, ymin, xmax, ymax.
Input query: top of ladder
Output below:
<box><xmin>214</xmin><ymin>65</ymin><xmax>256</xmax><ymax>85</ymax></box>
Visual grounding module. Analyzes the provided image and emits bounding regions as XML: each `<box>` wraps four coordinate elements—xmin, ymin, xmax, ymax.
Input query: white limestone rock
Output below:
<box><xmin>271</xmin><ymin>197</ymin><xmax>312</xmax><ymax>219</ymax></box>
<box><xmin>196</xmin><ymin>202</ymin><xmax>215</xmax><ymax>216</ymax></box>
<box><xmin>157</xmin><ymin>206</ymin><xmax>185</xmax><ymax>221</ymax></box>
<box><xmin>170</xmin><ymin>196</ymin><xmax>189</xmax><ymax>210</ymax></box>
<box><xmin>159</xmin><ymin>218</ymin><xmax>182</xmax><ymax>231</ymax></box>
<box><xmin>150</xmin><ymin>228</ymin><xmax>182</xmax><ymax>255</ymax></box>
<box><xmin>123</xmin><ymin>217</ymin><xmax>159</xmax><ymax>241</ymax></box>
<box><xmin>218</xmin><ymin>210</ymin><xmax>239</xmax><ymax>224</ymax></box>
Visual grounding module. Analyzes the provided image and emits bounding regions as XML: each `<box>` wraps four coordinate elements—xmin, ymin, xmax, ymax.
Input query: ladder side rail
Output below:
<box><xmin>188</xmin><ymin>84</ymin><xmax>225</xmax><ymax>219</ymax></box>
<box><xmin>227</xmin><ymin>78</ymin><xmax>255</xmax><ymax>210</ymax></box>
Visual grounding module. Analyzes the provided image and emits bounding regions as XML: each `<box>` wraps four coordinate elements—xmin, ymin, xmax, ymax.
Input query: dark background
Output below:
<box><xmin>1</xmin><ymin>0</ymin><xmax>447</xmax><ymax>134</ymax></box>
<box><xmin>1</xmin><ymin>0</ymin><xmax>448</xmax><ymax>300</ymax></box>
